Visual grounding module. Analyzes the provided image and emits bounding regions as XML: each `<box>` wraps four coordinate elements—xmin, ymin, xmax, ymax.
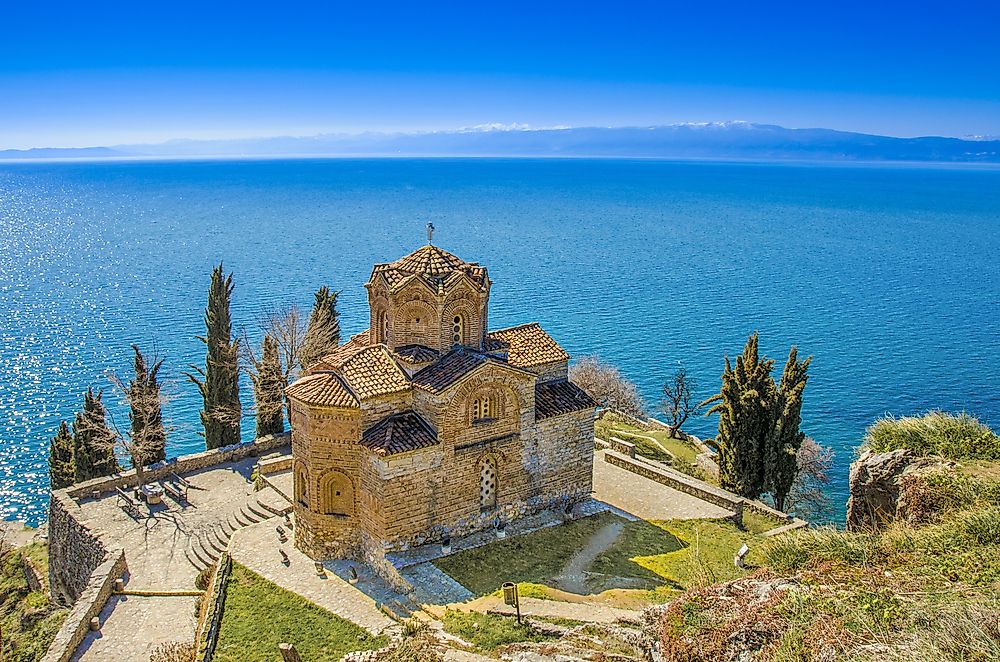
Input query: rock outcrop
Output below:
<box><xmin>846</xmin><ymin>448</ymin><xmax>949</xmax><ymax>531</ymax></box>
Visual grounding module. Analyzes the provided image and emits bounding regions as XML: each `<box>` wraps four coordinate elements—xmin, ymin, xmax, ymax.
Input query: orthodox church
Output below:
<box><xmin>285</xmin><ymin>240</ymin><xmax>595</xmax><ymax>562</ymax></box>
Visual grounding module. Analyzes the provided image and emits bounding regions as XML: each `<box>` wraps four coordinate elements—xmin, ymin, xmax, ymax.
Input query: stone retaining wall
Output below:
<box><xmin>603</xmin><ymin>450</ymin><xmax>745</xmax><ymax>526</ymax></box>
<box><xmin>65</xmin><ymin>433</ymin><xmax>291</xmax><ymax>499</ymax></box>
<box><xmin>41</xmin><ymin>549</ymin><xmax>127</xmax><ymax>662</ymax></box>
<box><xmin>48</xmin><ymin>492</ymin><xmax>109</xmax><ymax>604</ymax></box>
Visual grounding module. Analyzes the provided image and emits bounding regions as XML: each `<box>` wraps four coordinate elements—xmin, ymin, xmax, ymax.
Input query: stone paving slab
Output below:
<box><xmin>593</xmin><ymin>450</ymin><xmax>732</xmax><ymax>521</ymax></box>
<box><xmin>229</xmin><ymin>518</ymin><xmax>395</xmax><ymax>635</ymax></box>
<box><xmin>401</xmin><ymin>562</ymin><xmax>474</xmax><ymax>605</ymax></box>
<box><xmin>72</xmin><ymin>593</ymin><xmax>199</xmax><ymax>662</ymax></box>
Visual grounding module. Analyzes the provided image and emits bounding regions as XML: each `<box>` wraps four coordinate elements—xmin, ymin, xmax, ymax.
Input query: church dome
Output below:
<box><xmin>369</xmin><ymin>245</ymin><xmax>489</xmax><ymax>291</ymax></box>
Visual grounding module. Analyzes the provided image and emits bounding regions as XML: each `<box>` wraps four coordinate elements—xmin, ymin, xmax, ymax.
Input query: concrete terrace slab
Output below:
<box><xmin>592</xmin><ymin>450</ymin><xmax>733</xmax><ymax>521</ymax></box>
<box><xmin>228</xmin><ymin>518</ymin><xmax>396</xmax><ymax>635</ymax></box>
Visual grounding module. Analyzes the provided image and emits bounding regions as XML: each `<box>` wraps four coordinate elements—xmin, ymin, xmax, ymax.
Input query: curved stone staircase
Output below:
<box><xmin>184</xmin><ymin>485</ymin><xmax>292</xmax><ymax>572</ymax></box>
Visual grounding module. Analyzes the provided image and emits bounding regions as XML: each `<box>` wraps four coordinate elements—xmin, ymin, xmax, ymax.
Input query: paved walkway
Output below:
<box><xmin>69</xmin><ymin>450</ymin><xmax>292</xmax><ymax>661</ymax></box>
<box><xmin>401</xmin><ymin>562</ymin><xmax>474</xmax><ymax>605</ymax></box>
<box><xmin>72</xmin><ymin>593</ymin><xmax>198</xmax><ymax>662</ymax></box>
<box><xmin>229</xmin><ymin>519</ymin><xmax>395</xmax><ymax>635</ymax></box>
<box><xmin>592</xmin><ymin>450</ymin><xmax>732</xmax><ymax>520</ymax></box>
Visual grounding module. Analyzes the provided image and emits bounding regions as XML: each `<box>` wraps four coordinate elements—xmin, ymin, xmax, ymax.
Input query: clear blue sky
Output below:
<box><xmin>3</xmin><ymin>1</ymin><xmax>999</xmax><ymax>149</ymax></box>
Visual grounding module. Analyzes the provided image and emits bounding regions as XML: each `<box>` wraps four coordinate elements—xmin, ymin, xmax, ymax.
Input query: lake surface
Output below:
<box><xmin>1</xmin><ymin>158</ymin><xmax>998</xmax><ymax>526</ymax></box>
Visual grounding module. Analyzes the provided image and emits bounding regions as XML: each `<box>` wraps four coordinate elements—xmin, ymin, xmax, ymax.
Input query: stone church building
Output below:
<box><xmin>285</xmin><ymin>244</ymin><xmax>596</xmax><ymax>562</ymax></box>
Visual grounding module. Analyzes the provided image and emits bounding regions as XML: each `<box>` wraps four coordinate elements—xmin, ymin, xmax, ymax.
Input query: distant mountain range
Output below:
<box><xmin>3</xmin><ymin>122</ymin><xmax>1000</xmax><ymax>163</ymax></box>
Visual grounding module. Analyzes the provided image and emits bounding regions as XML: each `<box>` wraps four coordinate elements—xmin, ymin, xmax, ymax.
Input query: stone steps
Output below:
<box><xmin>184</xmin><ymin>490</ymin><xmax>282</xmax><ymax>572</ymax></box>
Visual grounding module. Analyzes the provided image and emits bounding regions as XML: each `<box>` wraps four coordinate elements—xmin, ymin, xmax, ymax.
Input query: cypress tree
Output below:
<box><xmin>72</xmin><ymin>388</ymin><xmax>119</xmax><ymax>482</ymax></box>
<box><xmin>186</xmin><ymin>263</ymin><xmax>241</xmax><ymax>450</ymax></box>
<box><xmin>251</xmin><ymin>334</ymin><xmax>286</xmax><ymax>437</ymax></box>
<box><xmin>300</xmin><ymin>286</ymin><xmax>340</xmax><ymax>369</ymax></box>
<box><xmin>703</xmin><ymin>333</ymin><xmax>776</xmax><ymax>499</ymax></box>
<box><xmin>48</xmin><ymin>421</ymin><xmax>75</xmax><ymax>489</ymax></box>
<box><xmin>766</xmin><ymin>347</ymin><xmax>811</xmax><ymax>512</ymax></box>
<box><xmin>128</xmin><ymin>344</ymin><xmax>167</xmax><ymax>467</ymax></box>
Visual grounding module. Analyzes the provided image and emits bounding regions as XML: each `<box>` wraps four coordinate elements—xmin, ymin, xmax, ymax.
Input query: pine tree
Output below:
<box><xmin>72</xmin><ymin>388</ymin><xmax>120</xmax><ymax>482</ymax></box>
<box><xmin>186</xmin><ymin>264</ymin><xmax>241</xmax><ymax>450</ymax></box>
<box><xmin>766</xmin><ymin>347</ymin><xmax>811</xmax><ymax>512</ymax></box>
<box><xmin>251</xmin><ymin>334</ymin><xmax>286</xmax><ymax>437</ymax></box>
<box><xmin>127</xmin><ymin>344</ymin><xmax>167</xmax><ymax>468</ymax></box>
<box><xmin>300</xmin><ymin>286</ymin><xmax>340</xmax><ymax>369</ymax></box>
<box><xmin>703</xmin><ymin>333</ymin><xmax>776</xmax><ymax>499</ymax></box>
<box><xmin>48</xmin><ymin>421</ymin><xmax>75</xmax><ymax>489</ymax></box>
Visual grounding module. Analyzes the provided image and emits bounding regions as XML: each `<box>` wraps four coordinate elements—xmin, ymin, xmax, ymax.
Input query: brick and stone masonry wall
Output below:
<box><xmin>64</xmin><ymin>432</ymin><xmax>291</xmax><ymax>500</ymax></box>
<box><xmin>48</xmin><ymin>491</ymin><xmax>109</xmax><ymax>604</ymax></box>
<box><xmin>41</xmin><ymin>549</ymin><xmax>127</xmax><ymax>662</ymax></box>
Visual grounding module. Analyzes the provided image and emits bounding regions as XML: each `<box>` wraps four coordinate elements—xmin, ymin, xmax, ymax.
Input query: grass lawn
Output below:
<box><xmin>742</xmin><ymin>510</ymin><xmax>788</xmax><ymax>535</ymax></box>
<box><xmin>434</xmin><ymin>512</ymin><xmax>764</xmax><ymax>604</ymax></box>
<box><xmin>0</xmin><ymin>542</ymin><xmax>67</xmax><ymax>662</ymax></box>
<box><xmin>433</xmin><ymin>512</ymin><xmax>617</xmax><ymax>595</ymax></box>
<box><xmin>442</xmin><ymin>610</ymin><xmax>556</xmax><ymax>652</ymax></box>
<box><xmin>215</xmin><ymin>563</ymin><xmax>387</xmax><ymax>662</ymax></box>
<box><xmin>595</xmin><ymin>419</ymin><xmax>701</xmax><ymax>465</ymax></box>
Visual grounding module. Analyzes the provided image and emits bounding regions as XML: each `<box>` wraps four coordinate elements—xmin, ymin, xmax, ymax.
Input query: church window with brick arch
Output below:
<box><xmin>479</xmin><ymin>456</ymin><xmax>498</xmax><ymax>512</ymax></box>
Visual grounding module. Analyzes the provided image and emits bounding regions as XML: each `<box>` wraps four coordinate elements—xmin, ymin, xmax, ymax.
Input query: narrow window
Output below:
<box><xmin>479</xmin><ymin>457</ymin><xmax>498</xmax><ymax>512</ymax></box>
<box><xmin>453</xmin><ymin>314</ymin><xmax>464</xmax><ymax>345</ymax></box>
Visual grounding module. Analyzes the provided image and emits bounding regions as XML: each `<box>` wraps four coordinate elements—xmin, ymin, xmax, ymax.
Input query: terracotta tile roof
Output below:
<box><xmin>411</xmin><ymin>348</ymin><xmax>489</xmax><ymax>393</ymax></box>
<box><xmin>369</xmin><ymin>245</ymin><xmax>489</xmax><ymax>292</ymax></box>
<box><xmin>311</xmin><ymin>330</ymin><xmax>370</xmax><ymax>372</ymax></box>
<box><xmin>393</xmin><ymin>344</ymin><xmax>440</xmax><ymax>365</ymax></box>
<box><xmin>535</xmin><ymin>380</ymin><xmax>596</xmax><ymax>420</ymax></box>
<box><xmin>485</xmin><ymin>323</ymin><xmax>570</xmax><ymax>368</ymax></box>
<box><xmin>286</xmin><ymin>373</ymin><xmax>359</xmax><ymax>408</ymax></box>
<box><xmin>338</xmin><ymin>345</ymin><xmax>411</xmax><ymax>400</ymax></box>
<box><xmin>361</xmin><ymin>411</ymin><xmax>439</xmax><ymax>457</ymax></box>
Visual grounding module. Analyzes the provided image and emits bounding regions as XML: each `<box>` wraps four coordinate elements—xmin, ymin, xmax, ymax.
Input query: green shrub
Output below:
<box><xmin>864</xmin><ymin>412</ymin><xmax>1000</xmax><ymax>460</ymax></box>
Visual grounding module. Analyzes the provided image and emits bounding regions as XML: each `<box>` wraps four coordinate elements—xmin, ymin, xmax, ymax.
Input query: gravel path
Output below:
<box><xmin>552</xmin><ymin>518</ymin><xmax>625</xmax><ymax>594</ymax></box>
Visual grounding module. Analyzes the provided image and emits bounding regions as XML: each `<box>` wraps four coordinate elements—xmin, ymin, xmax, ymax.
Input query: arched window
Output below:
<box><xmin>376</xmin><ymin>310</ymin><xmax>388</xmax><ymax>343</ymax></box>
<box><xmin>479</xmin><ymin>457</ymin><xmax>498</xmax><ymax>512</ymax></box>
<box><xmin>471</xmin><ymin>394</ymin><xmax>496</xmax><ymax>423</ymax></box>
<box><xmin>452</xmin><ymin>314</ymin><xmax>465</xmax><ymax>346</ymax></box>
<box><xmin>294</xmin><ymin>464</ymin><xmax>309</xmax><ymax>508</ymax></box>
<box><xmin>319</xmin><ymin>471</ymin><xmax>354</xmax><ymax>516</ymax></box>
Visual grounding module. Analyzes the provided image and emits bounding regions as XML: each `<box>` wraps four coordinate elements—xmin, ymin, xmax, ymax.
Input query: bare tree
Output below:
<box><xmin>261</xmin><ymin>305</ymin><xmax>309</xmax><ymax>385</ymax></box>
<box><xmin>783</xmin><ymin>436</ymin><xmax>833</xmax><ymax>519</ymax></box>
<box><xmin>569</xmin><ymin>356</ymin><xmax>646</xmax><ymax>419</ymax></box>
<box><xmin>660</xmin><ymin>365</ymin><xmax>701</xmax><ymax>438</ymax></box>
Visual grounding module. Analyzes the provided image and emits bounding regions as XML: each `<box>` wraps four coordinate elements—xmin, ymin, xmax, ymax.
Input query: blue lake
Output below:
<box><xmin>1</xmin><ymin>157</ymin><xmax>998</xmax><ymax>526</ymax></box>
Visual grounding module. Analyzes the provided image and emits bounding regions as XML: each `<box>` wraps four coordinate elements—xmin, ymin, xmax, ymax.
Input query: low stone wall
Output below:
<box><xmin>48</xmin><ymin>492</ymin><xmax>109</xmax><ymax>604</ymax></box>
<box><xmin>608</xmin><ymin>436</ymin><xmax>636</xmax><ymax>458</ymax></box>
<box><xmin>196</xmin><ymin>552</ymin><xmax>232</xmax><ymax>662</ymax></box>
<box><xmin>66</xmin><ymin>433</ymin><xmax>291</xmax><ymax>500</ymax></box>
<box><xmin>41</xmin><ymin>549</ymin><xmax>127</xmax><ymax>662</ymax></box>
<box><xmin>604</xmin><ymin>450</ymin><xmax>745</xmax><ymax>526</ymax></box>
<box><xmin>258</xmin><ymin>454</ymin><xmax>293</xmax><ymax>475</ymax></box>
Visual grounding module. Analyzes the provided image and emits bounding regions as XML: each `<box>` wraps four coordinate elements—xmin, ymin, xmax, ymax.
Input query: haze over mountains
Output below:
<box><xmin>3</xmin><ymin>122</ymin><xmax>1000</xmax><ymax>163</ymax></box>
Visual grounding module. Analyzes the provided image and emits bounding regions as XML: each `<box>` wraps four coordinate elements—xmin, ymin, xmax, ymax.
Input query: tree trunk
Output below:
<box><xmin>775</xmin><ymin>494</ymin><xmax>786</xmax><ymax>512</ymax></box>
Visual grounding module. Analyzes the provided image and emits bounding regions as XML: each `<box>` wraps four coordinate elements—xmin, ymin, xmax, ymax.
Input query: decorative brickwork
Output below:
<box><xmin>286</xmin><ymin>244</ymin><xmax>595</xmax><ymax>571</ymax></box>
